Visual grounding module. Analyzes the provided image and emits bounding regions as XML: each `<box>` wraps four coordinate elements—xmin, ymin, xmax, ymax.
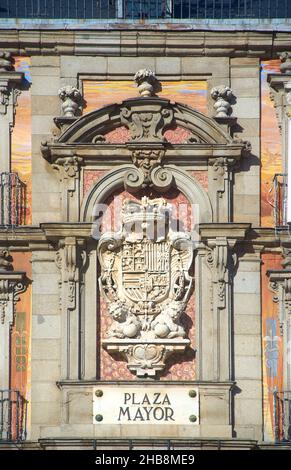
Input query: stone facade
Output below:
<box><xmin>0</xmin><ymin>20</ymin><xmax>291</xmax><ymax>450</ymax></box>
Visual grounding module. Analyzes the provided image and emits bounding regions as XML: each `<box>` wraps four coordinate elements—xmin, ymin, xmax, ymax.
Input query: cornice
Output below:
<box><xmin>44</xmin><ymin>143</ymin><xmax>244</xmax><ymax>166</ymax></box>
<box><xmin>199</xmin><ymin>223</ymin><xmax>251</xmax><ymax>240</ymax></box>
<box><xmin>0</xmin><ymin>224</ymin><xmax>289</xmax><ymax>250</ymax></box>
<box><xmin>0</xmin><ymin>29</ymin><xmax>290</xmax><ymax>58</ymax></box>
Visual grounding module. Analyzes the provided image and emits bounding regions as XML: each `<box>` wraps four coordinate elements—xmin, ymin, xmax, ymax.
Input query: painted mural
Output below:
<box><xmin>12</xmin><ymin>56</ymin><xmax>32</xmax><ymax>225</ymax></box>
<box><xmin>261</xmin><ymin>60</ymin><xmax>283</xmax><ymax>228</ymax></box>
<box><xmin>260</xmin><ymin>61</ymin><xmax>285</xmax><ymax>440</ymax></box>
<box><xmin>83</xmin><ymin>80</ymin><xmax>207</xmax><ymax>115</ymax></box>
<box><xmin>261</xmin><ymin>253</ymin><xmax>284</xmax><ymax>441</ymax></box>
<box><xmin>10</xmin><ymin>252</ymin><xmax>32</xmax><ymax>437</ymax></box>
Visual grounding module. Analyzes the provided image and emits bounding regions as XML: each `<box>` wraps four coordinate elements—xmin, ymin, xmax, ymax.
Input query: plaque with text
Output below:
<box><xmin>93</xmin><ymin>385</ymin><xmax>199</xmax><ymax>425</ymax></box>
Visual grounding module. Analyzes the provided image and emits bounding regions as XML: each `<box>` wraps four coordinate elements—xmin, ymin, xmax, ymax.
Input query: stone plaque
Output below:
<box><xmin>93</xmin><ymin>385</ymin><xmax>199</xmax><ymax>425</ymax></box>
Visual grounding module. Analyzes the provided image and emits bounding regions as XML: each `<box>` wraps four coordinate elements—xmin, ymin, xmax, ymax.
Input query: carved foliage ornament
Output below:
<box><xmin>120</xmin><ymin>102</ymin><xmax>174</xmax><ymax>143</ymax></box>
<box><xmin>98</xmin><ymin>197</ymin><xmax>193</xmax><ymax>377</ymax></box>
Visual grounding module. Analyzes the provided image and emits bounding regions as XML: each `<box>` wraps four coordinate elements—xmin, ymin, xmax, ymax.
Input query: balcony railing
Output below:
<box><xmin>0</xmin><ymin>0</ymin><xmax>290</xmax><ymax>20</ymax></box>
<box><xmin>0</xmin><ymin>172</ymin><xmax>26</xmax><ymax>227</ymax></box>
<box><xmin>268</xmin><ymin>173</ymin><xmax>288</xmax><ymax>229</ymax></box>
<box><xmin>274</xmin><ymin>391</ymin><xmax>291</xmax><ymax>442</ymax></box>
<box><xmin>0</xmin><ymin>390</ymin><xmax>27</xmax><ymax>442</ymax></box>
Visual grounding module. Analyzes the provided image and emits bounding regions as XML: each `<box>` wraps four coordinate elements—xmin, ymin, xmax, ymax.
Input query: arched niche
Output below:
<box><xmin>81</xmin><ymin>165</ymin><xmax>212</xmax><ymax>224</ymax></box>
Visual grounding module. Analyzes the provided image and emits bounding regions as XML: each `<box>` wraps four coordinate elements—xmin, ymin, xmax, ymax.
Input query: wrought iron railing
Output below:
<box><xmin>0</xmin><ymin>390</ymin><xmax>27</xmax><ymax>442</ymax></box>
<box><xmin>274</xmin><ymin>391</ymin><xmax>291</xmax><ymax>442</ymax></box>
<box><xmin>0</xmin><ymin>0</ymin><xmax>290</xmax><ymax>20</ymax></box>
<box><xmin>268</xmin><ymin>173</ymin><xmax>288</xmax><ymax>228</ymax></box>
<box><xmin>0</xmin><ymin>172</ymin><xmax>26</xmax><ymax>227</ymax></box>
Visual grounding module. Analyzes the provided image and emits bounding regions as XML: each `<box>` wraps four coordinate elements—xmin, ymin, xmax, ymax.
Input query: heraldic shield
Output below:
<box><xmin>97</xmin><ymin>197</ymin><xmax>194</xmax><ymax>377</ymax></box>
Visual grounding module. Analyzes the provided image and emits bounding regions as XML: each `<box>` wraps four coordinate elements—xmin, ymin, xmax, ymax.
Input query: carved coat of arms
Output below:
<box><xmin>98</xmin><ymin>197</ymin><xmax>193</xmax><ymax>377</ymax></box>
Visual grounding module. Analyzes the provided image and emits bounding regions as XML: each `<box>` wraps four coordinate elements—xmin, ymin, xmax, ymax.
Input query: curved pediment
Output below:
<box><xmin>57</xmin><ymin>97</ymin><xmax>232</xmax><ymax>146</ymax></box>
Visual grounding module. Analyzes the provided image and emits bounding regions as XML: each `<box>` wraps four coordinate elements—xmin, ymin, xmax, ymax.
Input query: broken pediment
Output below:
<box><xmin>55</xmin><ymin>97</ymin><xmax>232</xmax><ymax>146</ymax></box>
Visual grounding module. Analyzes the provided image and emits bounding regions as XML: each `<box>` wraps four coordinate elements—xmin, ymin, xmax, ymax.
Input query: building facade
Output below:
<box><xmin>0</xmin><ymin>0</ymin><xmax>291</xmax><ymax>450</ymax></box>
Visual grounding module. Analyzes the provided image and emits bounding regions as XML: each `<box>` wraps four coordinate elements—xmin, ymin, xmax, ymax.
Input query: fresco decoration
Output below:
<box><xmin>261</xmin><ymin>253</ymin><xmax>284</xmax><ymax>441</ymax></box>
<box><xmin>11</xmin><ymin>56</ymin><xmax>32</xmax><ymax>225</ymax></box>
<box><xmin>97</xmin><ymin>188</ymin><xmax>196</xmax><ymax>381</ymax></box>
<box><xmin>83</xmin><ymin>80</ymin><xmax>207</xmax><ymax>115</ymax></box>
<box><xmin>10</xmin><ymin>252</ymin><xmax>32</xmax><ymax>411</ymax></box>
<box><xmin>261</xmin><ymin>60</ymin><xmax>283</xmax><ymax>228</ymax></box>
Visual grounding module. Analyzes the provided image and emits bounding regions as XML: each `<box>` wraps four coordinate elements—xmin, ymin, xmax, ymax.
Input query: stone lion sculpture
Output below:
<box><xmin>151</xmin><ymin>301</ymin><xmax>186</xmax><ymax>339</ymax></box>
<box><xmin>107</xmin><ymin>302</ymin><xmax>141</xmax><ymax>339</ymax></box>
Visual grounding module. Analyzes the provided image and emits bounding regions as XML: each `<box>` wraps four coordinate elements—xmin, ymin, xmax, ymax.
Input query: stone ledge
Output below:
<box><xmin>0</xmin><ymin>29</ymin><xmax>289</xmax><ymax>58</ymax></box>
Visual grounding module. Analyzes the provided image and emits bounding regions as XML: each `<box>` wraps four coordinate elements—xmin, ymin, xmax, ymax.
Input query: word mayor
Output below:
<box><xmin>118</xmin><ymin>392</ymin><xmax>175</xmax><ymax>422</ymax></box>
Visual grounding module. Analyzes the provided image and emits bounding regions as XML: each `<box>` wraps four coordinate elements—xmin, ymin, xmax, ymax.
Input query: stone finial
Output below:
<box><xmin>0</xmin><ymin>52</ymin><xmax>14</xmax><ymax>72</ymax></box>
<box><xmin>280</xmin><ymin>52</ymin><xmax>291</xmax><ymax>74</ymax></box>
<box><xmin>134</xmin><ymin>69</ymin><xmax>157</xmax><ymax>97</ymax></box>
<box><xmin>211</xmin><ymin>85</ymin><xmax>233</xmax><ymax>118</ymax></box>
<box><xmin>58</xmin><ymin>85</ymin><xmax>82</xmax><ymax>117</ymax></box>
<box><xmin>0</xmin><ymin>250</ymin><xmax>13</xmax><ymax>271</ymax></box>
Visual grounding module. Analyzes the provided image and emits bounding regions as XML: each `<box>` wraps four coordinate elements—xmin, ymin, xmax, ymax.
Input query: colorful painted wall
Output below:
<box><xmin>261</xmin><ymin>60</ymin><xmax>283</xmax><ymax>228</ymax></box>
<box><xmin>260</xmin><ymin>60</ymin><xmax>285</xmax><ymax>440</ymax></box>
<box><xmin>83</xmin><ymin>80</ymin><xmax>207</xmax><ymax>114</ymax></box>
<box><xmin>9</xmin><ymin>61</ymin><xmax>287</xmax><ymax>437</ymax></box>
<box><xmin>261</xmin><ymin>253</ymin><xmax>284</xmax><ymax>441</ymax></box>
<box><xmin>12</xmin><ymin>56</ymin><xmax>32</xmax><ymax>225</ymax></box>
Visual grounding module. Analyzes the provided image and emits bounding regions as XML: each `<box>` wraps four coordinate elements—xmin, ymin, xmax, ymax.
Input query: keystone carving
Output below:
<box><xmin>124</xmin><ymin>148</ymin><xmax>173</xmax><ymax>193</ymax></box>
<box><xmin>211</xmin><ymin>85</ymin><xmax>234</xmax><ymax>118</ymax></box>
<box><xmin>98</xmin><ymin>197</ymin><xmax>193</xmax><ymax>377</ymax></box>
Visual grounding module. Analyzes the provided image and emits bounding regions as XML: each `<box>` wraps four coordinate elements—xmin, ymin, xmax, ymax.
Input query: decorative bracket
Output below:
<box><xmin>55</xmin><ymin>237</ymin><xmax>87</xmax><ymax>311</ymax></box>
<box><xmin>124</xmin><ymin>145</ymin><xmax>173</xmax><ymax>193</ymax></box>
<box><xmin>268</xmin><ymin>270</ymin><xmax>291</xmax><ymax>316</ymax></box>
<box><xmin>206</xmin><ymin>237</ymin><xmax>231</xmax><ymax>310</ymax></box>
<box><xmin>52</xmin><ymin>156</ymin><xmax>83</xmax><ymax>221</ymax></box>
